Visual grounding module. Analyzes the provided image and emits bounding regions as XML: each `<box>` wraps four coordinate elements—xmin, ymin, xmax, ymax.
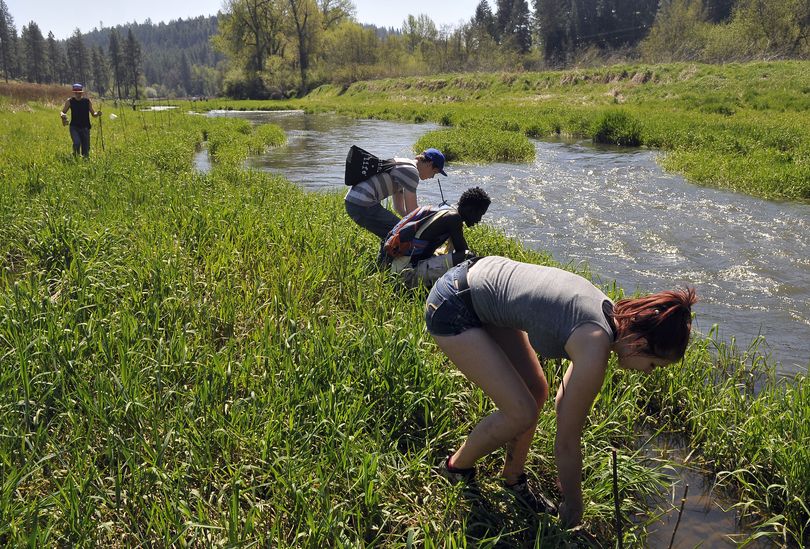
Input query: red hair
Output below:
<box><xmin>612</xmin><ymin>287</ymin><xmax>697</xmax><ymax>361</ymax></box>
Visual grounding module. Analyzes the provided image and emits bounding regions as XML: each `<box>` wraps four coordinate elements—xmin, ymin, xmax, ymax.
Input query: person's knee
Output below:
<box><xmin>506</xmin><ymin>397</ymin><xmax>540</xmax><ymax>433</ymax></box>
<box><xmin>532</xmin><ymin>376</ymin><xmax>550</xmax><ymax>408</ymax></box>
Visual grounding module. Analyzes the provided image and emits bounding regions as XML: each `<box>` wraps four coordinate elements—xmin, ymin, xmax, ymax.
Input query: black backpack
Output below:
<box><xmin>344</xmin><ymin>145</ymin><xmax>398</xmax><ymax>186</ymax></box>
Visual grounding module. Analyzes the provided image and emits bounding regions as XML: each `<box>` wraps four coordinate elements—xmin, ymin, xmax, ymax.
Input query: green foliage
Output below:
<box><xmin>3</xmin><ymin>0</ymin><xmax>808</xmax><ymax>99</ymax></box>
<box><xmin>276</xmin><ymin>61</ymin><xmax>810</xmax><ymax>201</ymax></box>
<box><xmin>642</xmin><ymin>0</ymin><xmax>810</xmax><ymax>63</ymax></box>
<box><xmin>0</xmin><ymin>100</ymin><xmax>808</xmax><ymax>547</ymax></box>
<box><xmin>640</xmin><ymin>0</ymin><xmax>709</xmax><ymax>62</ymax></box>
<box><xmin>591</xmin><ymin>109</ymin><xmax>642</xmax><ymax>146</ymax></box>
<box><xmin>415</xmin><ymin>126</ymin><xmax>535</xmax><ymax>163</ymax></box>
<box><xmin>635</xmin><ymin>331</ymin><xmax>810</xmax><ymax>545</ymax></box>
<box><xmin>206</xmin><ymin>117</ymin><xmax>285</xmax><ymax>168</ymax></box>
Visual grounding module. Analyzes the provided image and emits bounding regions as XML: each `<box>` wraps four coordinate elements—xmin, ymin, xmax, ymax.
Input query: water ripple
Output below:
<box><xmin>213</xmin><ymin>111</ymin><xmax>810</xmax><ymax>374</ymax></box>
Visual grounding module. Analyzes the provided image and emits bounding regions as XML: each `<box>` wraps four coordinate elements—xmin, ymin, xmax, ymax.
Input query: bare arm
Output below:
<box><xmin>401</xmin><ymin>189</ymin><xmax>417</xmax><ymax>215</ymax></box>
<box><xmin>88</xmin><ymin>99</ymin><xmax>100</xmax><ymax>117</ymax></box>
<box><xmin>442</xmin><ymin>212</ymin><xmax>469</xmax><ymax>264</ymax></box>
<box><xmin>555</xmin><ymin>324</ymin><xmax>610</xmax><ymax>527</ymax></box>
<box><xmin>61</xmin><ymin>100</ymin><xmax>70</xmax><ymax>115</ymax></box>
<box><xmin>391</xmin><ymin>189</ymin><xmax>406</xmax><ymax>216</ymax></box>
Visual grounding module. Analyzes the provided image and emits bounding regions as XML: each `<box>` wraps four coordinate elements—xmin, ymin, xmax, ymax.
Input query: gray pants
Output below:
<box><xmin>69</xmin><ymin>127</ymin><xmax>91</xmax><ymax>157</ymax></box>
<box><xmin>344</xmin><ymin>200</ymin><xmax>401</xmax><ymax>239</ymax></box>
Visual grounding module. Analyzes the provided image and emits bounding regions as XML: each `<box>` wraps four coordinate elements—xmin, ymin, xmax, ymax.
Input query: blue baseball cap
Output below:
<box><xmin>423</xmin><ymin>148</ymin><xmax>447</xmax><ymax>176</ymax></box>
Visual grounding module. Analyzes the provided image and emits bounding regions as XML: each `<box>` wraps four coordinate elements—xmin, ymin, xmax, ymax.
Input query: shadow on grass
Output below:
<box><xmin>455</xmin><ymin>481</ymin><xmax>604</xmax><ymax>548</ymax></box>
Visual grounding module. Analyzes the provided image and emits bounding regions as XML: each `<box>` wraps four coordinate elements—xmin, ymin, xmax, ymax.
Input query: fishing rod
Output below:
<box><xmin>97</xmin><ymin>111</ymin><xmax>105</xmax><ymax>152</ymax></box>
<box><xmin>612</xmin><ymin>448</ymin><xmax>623</xmax><ymax>549</ymax></box>
<box><xmin>139</xmin><ymin>102</ymin><xmax>149</xmax><ymax>131</ymax></box>
<box><xmin>436</xmin><ymin>176</ymin><xmax>449</xmax><ymax>207</ymax></box>
<box><xmin>96</xmin><ymin>96</ymin><xmax>105</xmax><ymax>152</ymax></box>
<box><xmin>116</xmin><ymin>95</ymin><xmax>129</xmax><ymax>144</ymax></box>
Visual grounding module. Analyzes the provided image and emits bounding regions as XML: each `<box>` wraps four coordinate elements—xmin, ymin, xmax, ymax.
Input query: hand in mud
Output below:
<box><xmin>559</xmin><ymin>499</ymin><xmax>583</xmax><ymax>528</ymax></box>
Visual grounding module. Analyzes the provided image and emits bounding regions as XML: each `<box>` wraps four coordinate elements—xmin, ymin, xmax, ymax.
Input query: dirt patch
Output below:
<box><xmin>606</xmin><ymin>89</ymin><xmax>626</xmax><ymax>103</ymax></box>
<box><xmin>631</xmin><ymin>70</ymin><xmax>653</xmax><ymax>84</ymax></box>
<box><xmin>678</xmin><ymin>64</ymin><xmax>701</xmax><ymax>81</ymax></box>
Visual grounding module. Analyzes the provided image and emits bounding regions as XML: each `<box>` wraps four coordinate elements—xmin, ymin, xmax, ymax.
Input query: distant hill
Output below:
<box><xmin>80</xmin><ymin>15</ymin><xmax>223</xmax><ymax>96</ymax></box>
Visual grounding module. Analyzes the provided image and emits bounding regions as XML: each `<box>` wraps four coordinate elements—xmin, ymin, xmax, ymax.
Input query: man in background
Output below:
<box><xmin>60</xmin><ymin>83</ymin><xmax>101</xmax><ymax>158</ymax></box>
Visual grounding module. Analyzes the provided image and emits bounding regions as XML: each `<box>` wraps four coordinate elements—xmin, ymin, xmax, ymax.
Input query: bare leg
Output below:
<box><xmin>433</xmin><ymin>327</ymin><xmax>542</xmax><ymax>472</ymax></box>
<box><xmin>484</xmin><ymin>326</ymin><xmax>549</xmax><ymax>483</ymax></box>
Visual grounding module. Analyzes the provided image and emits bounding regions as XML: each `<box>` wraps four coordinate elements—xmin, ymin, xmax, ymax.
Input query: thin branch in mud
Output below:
<box><xmin>667</xmin><ymin>483</ymin><xmax>690</xmax><ymax>549</ymax></box>
<box><xmin>613</xmin><ymin>448</ymin><xmax>623</xmax><ymax>549</ymax></box>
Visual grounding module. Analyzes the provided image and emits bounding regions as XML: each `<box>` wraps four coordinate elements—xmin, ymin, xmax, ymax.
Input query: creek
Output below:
<box><xmin>198</xmin><ymin>110</ymin><xmax>805</xmax><ymax>546</ymax></box>
<box><xmin>206</xmin><ymin>109</ymin><xmax>809</xmax><ymax>378</ymax></box>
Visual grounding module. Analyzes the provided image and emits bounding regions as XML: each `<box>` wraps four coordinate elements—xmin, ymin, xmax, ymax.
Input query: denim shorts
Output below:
<box><xmin>424</xmin><ymin>261</ymin><xmax>483</xmax><ymax>336</ymax></box>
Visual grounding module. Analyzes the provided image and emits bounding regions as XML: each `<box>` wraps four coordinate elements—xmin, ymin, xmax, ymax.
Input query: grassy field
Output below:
<box><xmin>198</xmin><ymin>60</ymin><xmax>810</xmax><ymax>202</ymax></box>
<box><xmin>0</xmin><ymin>97</ymin><xmax>807</xmax><ymax>546</ymax></box>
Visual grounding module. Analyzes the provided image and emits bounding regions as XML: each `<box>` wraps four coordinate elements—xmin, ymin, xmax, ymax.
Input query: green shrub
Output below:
<box><xmin>414</xmin><ymin>126</ymin><xmax>535</xmax><ymax>163</ymax></box>
<box><xmin>592</xmin><ymin>109</ymin><xmax>642</xmax><ymax>146</ymax></box>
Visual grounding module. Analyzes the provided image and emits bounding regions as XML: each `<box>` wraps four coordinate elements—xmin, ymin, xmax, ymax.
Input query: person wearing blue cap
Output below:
<box><xmin>345</xmin><ymin>148</ymin><xmax>448</xmax><ymax>241</ymax></box>
<box><xmin>60</xmin><ymin>83</ymin><xmax>101</xmax><ymax>158</ymax></box>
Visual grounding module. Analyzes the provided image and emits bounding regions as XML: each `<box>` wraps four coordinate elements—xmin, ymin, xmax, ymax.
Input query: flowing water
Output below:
<box><xmin>207</xmin><ymin>110</ymin><xmax>809</xmax><ymax>377</ymax></box>
<box><xmin>200</xmin><ymin>110</ymin><xmax>807</xmax><ymax>546</ymax></box>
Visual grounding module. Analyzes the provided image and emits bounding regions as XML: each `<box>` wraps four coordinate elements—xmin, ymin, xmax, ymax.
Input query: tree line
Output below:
<box><xmin>0</xmin><ymin>0</ymin><xmax>136</xmax><ymax>97</ymax></box>
<box><xmin>0</xmin><ymin>0</ymin><xmax>220</xmax><ymax>98</ymax></box>
<box><xmin>0</xmin><ymin>0</ymin><xmax>807</xmax><ymax>99</ymax></box>
<box><xmin>215</xmin><ymin>0</ymin><xmax>808</xmax><ymax>98</ymax></box>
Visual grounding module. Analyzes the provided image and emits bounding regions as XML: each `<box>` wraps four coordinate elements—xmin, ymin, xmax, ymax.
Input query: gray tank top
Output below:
<box><xmin>467</xmin><ymin>256</ymin><xmax>615</xmax><ymax>359</ymax></box>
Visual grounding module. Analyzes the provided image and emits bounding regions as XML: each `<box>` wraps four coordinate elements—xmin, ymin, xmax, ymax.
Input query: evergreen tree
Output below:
<box><xmin>124</xmin><ymin>28</ymin><xmax>142</xmax><ymax>98</ymax></box>
<box><xmin>91</xmin><ymin>45</ymin><xmax>109</xmax><ymax>95</ymax></box>
<box><xmin>508</xmin><ymin>0</ymin><xmax>533</xmax><ymax>53</ymax></box>
<box><xmin>704</xmin><ymin>0</ymin><xmax>736</xmax><ymax>23</ymax></box>
<box><xmin>0</xmin><ymin>0</ymin><xmax>15</xmax><ymax>81</ymax></box>
<box><xmin>576</xmin><ymin>0</ymin><xmax>654</xmax><ymax>49</ymax></box>
<box><xmin>179</xmin><ymin>51</ymin><xmax>193</xmax><ymax>96</ymax></box>
<box><xmin>608</xmin><ymin>0</ymin><xmax>659</xmax><ymax>47</ymax></box>
<box><xmin>493</xmin><ymin>0</ymin><xmax>532</xmax><ymax>52</ymax></box>
<box><xmin>473</xmin><ymin>0</ymin><xmax>497</xmax><ymax>38</ymax></box>
<box><xmin>9</xmin><ymin>26</ymin><xmax>21</xmax><ymax>79</ymax></box>
<box><xmin>534</xmin><ymin>0</ymin><xmax>572</xmax><ymax>63</ymax></box>
<box><xmin>47</xmin><ymin>31</ymin><xmax>68</xmax><ymax>84</ymax></box>
<box><xmin>495</xmin><ymin>0</ymin><xmax>515</xmax><ymax>41</ymax></box>
<box><xmin>108</xmin><ymin>29</ymin><xmax>124</xmax><ymax>98</ymax></box>
<box><xmin>108</xmin><ymin>29</ymin><xmax>129</xmax><ymax>99</ymax></box>
<box><xmin>21</xmin><ymin>21</ymin><xmax>46</xmax><ymax>83</ymax></box>
<box><xmin>66</xmin><ymin>29</ymin><xmax>90</xmax><ymax>86</ymax></box>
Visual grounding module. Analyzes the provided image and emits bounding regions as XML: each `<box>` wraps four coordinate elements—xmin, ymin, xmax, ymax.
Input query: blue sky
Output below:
<box><xmin>5</xmin><ymin>0</ymin><xmax>484</xmax><ymax>40</ymax></box>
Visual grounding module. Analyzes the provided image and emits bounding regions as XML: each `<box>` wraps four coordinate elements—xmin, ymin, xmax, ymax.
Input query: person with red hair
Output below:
<box><xmin>424</xmin><ymin>255</ymin><xmax>696</xmax><ymax>526</ymax></box>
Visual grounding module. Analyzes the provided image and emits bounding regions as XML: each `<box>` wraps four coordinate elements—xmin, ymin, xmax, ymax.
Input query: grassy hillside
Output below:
<box><xmin>0</xmin><ymin>100</ymin><xmax>807</xmax><ymax>546</ymax></box>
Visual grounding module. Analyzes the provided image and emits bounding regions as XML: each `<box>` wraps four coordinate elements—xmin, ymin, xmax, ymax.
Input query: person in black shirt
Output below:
<box><xmin>60</xmin><ymin>83</ymin><xmax>101</xmax><ymax>158</ymax></box>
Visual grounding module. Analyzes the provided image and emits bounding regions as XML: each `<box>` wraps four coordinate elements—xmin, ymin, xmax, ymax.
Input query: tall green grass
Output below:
<box><xmin>0</xmin><ymin>103</ymin><xmax>807</xmax><ymax>546</ymax></box>
<box><xmin>415</xmin><ymin>127</ymin><xmax>535</xmax><ymax>163</ymax></box>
